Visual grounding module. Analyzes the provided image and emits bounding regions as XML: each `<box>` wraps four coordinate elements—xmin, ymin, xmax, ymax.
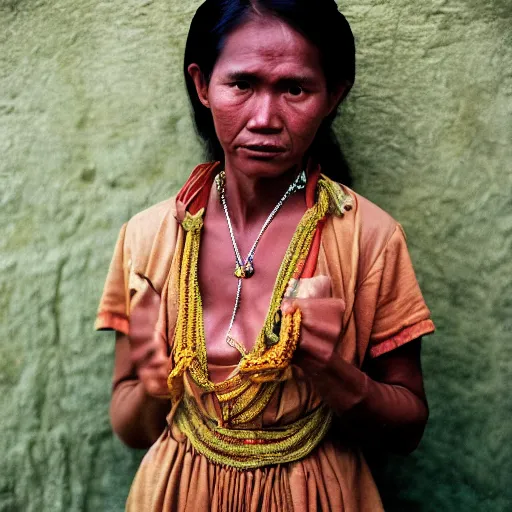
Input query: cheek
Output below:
<box><xmin>208</xmin><ymin>88</ymin><xmax>249</xmax><ymax>142</ymax></box>
<box><xmin>287</xmin><ymin>102</ymin><xmax>328</xmax><ymax>144</ymax></box>
<box><xmin>210</xmin><ymin>103</ymin><xmax>241</xmax><ymax>143</ymax></box>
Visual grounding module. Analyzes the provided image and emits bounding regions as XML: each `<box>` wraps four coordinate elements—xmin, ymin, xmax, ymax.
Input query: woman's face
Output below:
<box><xmin>190</xmin><ymin>16</ymin><xmax>342</xmax><ymax>180</ymax></box>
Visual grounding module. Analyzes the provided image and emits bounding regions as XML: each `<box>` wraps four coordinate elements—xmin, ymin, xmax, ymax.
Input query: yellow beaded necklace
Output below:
<box><xmin>167</xmin><ymin>174</ymin><xmax>352</xmax><ymax>404</ymax></box>
<box><xmin>165</xmin><ymin>173</ymin><xmax>353</xmax><ymax>469</ymax></box>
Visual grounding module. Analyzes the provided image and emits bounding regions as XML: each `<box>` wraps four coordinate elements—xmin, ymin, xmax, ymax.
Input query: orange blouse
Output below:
<box><xmin>95</xmin><ymin>163</ymin><xmax>435</xmax><ymax>511</ymax></box>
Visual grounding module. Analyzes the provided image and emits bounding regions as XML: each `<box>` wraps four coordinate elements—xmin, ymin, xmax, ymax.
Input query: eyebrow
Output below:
<box><xmin>225</xmin><ymin>71</ymin><xmax>318</xmax><ymax>85</ymax></box>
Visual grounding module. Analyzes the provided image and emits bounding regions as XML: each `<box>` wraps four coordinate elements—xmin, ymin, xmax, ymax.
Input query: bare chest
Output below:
<box><xmin>197</xmin><ymin>201</ymin><xmax>305</xmax><ymax>369</ymax></box>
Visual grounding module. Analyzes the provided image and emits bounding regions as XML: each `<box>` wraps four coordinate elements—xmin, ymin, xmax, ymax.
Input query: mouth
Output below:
<box><xmin>239</xmin><ymin>144</ymin><xmax>287</xmax><ymax>157</ymax></box>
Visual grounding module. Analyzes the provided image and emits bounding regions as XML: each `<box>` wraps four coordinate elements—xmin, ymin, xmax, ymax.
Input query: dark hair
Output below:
<box><xmin>184</xmin><ymin>0</ymin><xmax>355</xmax><ymax>185</ymax></box>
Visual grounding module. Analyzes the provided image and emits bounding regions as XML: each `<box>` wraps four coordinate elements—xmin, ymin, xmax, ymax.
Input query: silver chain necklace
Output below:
<box><xmin>214</xmin><ymin>169</ymin><xmax>307</xmax><ymax>356</ymax></box>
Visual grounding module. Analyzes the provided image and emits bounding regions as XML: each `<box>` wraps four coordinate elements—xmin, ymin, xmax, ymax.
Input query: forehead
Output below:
<box><xmin>213</xmin><ymin>16</ymin><xmax>323</xmax><ymax>77</ymax></box>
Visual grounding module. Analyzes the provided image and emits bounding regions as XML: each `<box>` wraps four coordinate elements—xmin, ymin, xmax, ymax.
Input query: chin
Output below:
<box><xmin>231</xmin><ymin>154</ymin><xmax>300</xmax><ymax>180</ymax></box>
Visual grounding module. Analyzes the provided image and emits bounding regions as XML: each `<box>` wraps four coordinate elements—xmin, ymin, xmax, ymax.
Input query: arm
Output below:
<box><xmin>110</xmin><ymin>332</ymin><xmax>171</xmax><ymax>449</ymax></box>
<box><xmin>110</xmin><ymin>282</ymin><xmax>172</xmax><ymax>449</ymax></box>
<box><xmin>97</xmin><ymin>223</ymin><xmax>173</xmax><ymax>448</ymax></box>
<box><xmin>296</xmin><ymin>335</ymin><xmax>428</xmax><ymax>455</ymax></box>
<box><xmin>284</xmin><ymin>294</ymin><xmax>428</xmax><ymax>455</ymax></box>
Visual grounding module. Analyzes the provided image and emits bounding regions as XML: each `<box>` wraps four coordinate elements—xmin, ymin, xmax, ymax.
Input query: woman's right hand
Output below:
<box><xmin>129</xmin><ymin>280</ymin><xmax>169</xmax><ymax>398</ymax></box>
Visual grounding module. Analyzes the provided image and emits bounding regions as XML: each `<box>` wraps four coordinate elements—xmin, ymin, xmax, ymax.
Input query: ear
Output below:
<box><xmin>327</xmin><ymin>82</ymin><xmax>349</xmax><ymax>116</ymax></box>
<box><xmin>188</xmin><ymin>63</ymin><xmax>210</xmax><ymax>109</ymax></box>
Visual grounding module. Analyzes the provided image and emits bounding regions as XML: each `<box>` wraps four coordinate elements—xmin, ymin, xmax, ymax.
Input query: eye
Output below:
<box><xmin>288</xmin><ymin>84</ymin><xmax>304</xmax><ymax>96</ymax></box>
<box><xmin>232</xmin><ymin>80</ymin><xmax>251</xmax><ymax>91</ymax></box>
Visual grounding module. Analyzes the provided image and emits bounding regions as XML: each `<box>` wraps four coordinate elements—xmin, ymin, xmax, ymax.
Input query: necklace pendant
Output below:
<box><xmin>234</xmin><ymin>261</ymin><xmax>254</xmax><ymax>279</ymax></box>
<box><xmin>234</xmin><ymin>265</ymin><xmax>246</xmax><ymax>279</ymax></box>
<box><xmin>243</xmin><ymin>261</ymin><xmax>255</xmax><ymax>278</ymax></box>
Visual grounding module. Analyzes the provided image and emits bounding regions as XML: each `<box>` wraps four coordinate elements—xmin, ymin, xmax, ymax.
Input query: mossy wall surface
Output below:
<box><xmin>1</xmin><ymin>0</ymin><xmax>511</xmax><ymax>510</ymax></box>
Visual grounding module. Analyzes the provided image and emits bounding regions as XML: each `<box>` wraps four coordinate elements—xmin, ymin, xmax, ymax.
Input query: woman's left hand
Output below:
<box><xmin>281</xmin><ymin>275</ymin><xmax>332</xmax><ymax>314</ymax></box>
<box><xmin>281</xmin><ymin>275</ymin><xmax>345</xmax><ymax>366</ymax></box>
<box><xmin>281</xmin><ymin>279</ymin><xmax>428</xmax><ymax>455</ymax></box>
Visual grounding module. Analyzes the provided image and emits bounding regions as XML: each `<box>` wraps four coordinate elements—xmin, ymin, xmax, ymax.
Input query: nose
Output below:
<box><xmin>246</xmin><ymin>93</ymin><xmax>282</xmax><ymax>133</ymax></box>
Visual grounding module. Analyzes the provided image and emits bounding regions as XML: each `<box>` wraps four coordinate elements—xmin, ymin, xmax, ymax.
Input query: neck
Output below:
<box><xmin>221</xmin><ymin>162</ymin><xmax>303</xmax><ymax>229</ymax></box>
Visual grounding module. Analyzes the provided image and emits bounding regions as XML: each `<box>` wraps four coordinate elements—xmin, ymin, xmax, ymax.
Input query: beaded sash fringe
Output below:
<box><xmin>175</xmin><ymin>394</ymin><xmax>334</xmax><ymax>470</ymax></box>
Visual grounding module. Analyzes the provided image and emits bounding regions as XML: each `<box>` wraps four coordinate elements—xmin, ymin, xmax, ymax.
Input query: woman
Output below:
<box><xmin>96</xmin><ymin>0</ymin><xmax>435</xmax><ymax>510</ymax></box>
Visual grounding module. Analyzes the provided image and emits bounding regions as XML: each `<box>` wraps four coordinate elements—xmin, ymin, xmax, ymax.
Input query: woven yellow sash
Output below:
<box><xmin>175</xmin><ymin>394</ymin><xmax>334</xmax><ymax>470</ymax></box>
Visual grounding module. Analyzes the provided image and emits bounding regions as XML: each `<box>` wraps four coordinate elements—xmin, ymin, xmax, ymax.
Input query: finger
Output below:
<box><xmin>130</xmin><ymin>343</ymin><xmax>153</xmax><ymax>366</ymax></box>
<box><xmin>283</xmin><ymin>298</ymin><xmax>318</xmax><ymax>319</ymax></box>
<box><xmin>280</xmin><ymin>299</ymin><xmax>298</xmax><ymax>315</ymax></box>
<box><xmin>138</xmin><ymin>362</ymin><xmax>168</xmax><ymax>385</ymax></box>
<box><xmin>131</xmin><ymin>340</ymin><xmax>166</xmax><ymax>367</ymax></box>
<box><xmin>138</xmin><ymin>370</ymin><xmax>169</xmax><ymax>397</ymax></box>
<box><xmin>284</xmin><ymin>278</ymin><xmax>299</xmax><ymax>299</ymax></box>
<box><xmin>295</xmin><ymin>276</ymin><xmax>332</xmax><ymax>299</ymax></box>
<box><xmin>130</xmin><ymin>323</ymin><xmax>165</xmax><ymax>359</ymax></box>
<box><xmin>141</xmin><ymin>350</ymin><xmax>169</xmax><ymax>370</ymax></box>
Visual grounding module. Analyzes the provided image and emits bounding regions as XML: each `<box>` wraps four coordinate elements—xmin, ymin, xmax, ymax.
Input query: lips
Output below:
<box><xmin>240</xmin><ymin>144</ymin><xmax>286</xmax><ymax>154</ymax></box>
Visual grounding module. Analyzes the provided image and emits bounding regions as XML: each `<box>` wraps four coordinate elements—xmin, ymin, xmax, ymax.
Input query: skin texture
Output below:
<box><xmin>188</xmin><ymin>15</ymin><xmax>344</xmax><ymax>215</ymax></box>
<box><xmin>110</xmin><ymin>14</ymin><xmax>428</xmax><ymax>453</ymax></box>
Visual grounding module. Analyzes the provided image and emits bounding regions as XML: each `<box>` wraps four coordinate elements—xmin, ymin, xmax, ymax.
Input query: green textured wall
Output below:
<box><xmin>1</xmin><ymin>0</ymin><xmax>510</xmax><ymax>510</ymax></box>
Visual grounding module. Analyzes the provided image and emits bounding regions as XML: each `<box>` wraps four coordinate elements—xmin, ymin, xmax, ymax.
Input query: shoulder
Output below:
<box><xmin>352</xmin><ymin>189</ymin><xmax>403</xmax><ymax>275</ymax></box>
<box><xmin>124</xmin><ymin>196</ymin><xmax>177</xmax><ymax>245</ymax></box>
<box><xmin>330</xmin><ymin>185</ymin><xmax>403</xmax><ymax>277</ymax></box>
<box><xmin>126</xmin><ymin>196</ymin><xmax>177</xmax><ymax>229</ymax></box>
<box><xmin>348</xmin><ymin>187</ymin><xmax>399</xmax><ymax>240</ymax></box>
<box><xmin>121</xmin><ymin>196</ymin><xmax>179</xmax><ymax>274</ymax></box>
<box><xmin>319</xmin><ymin>177</ymin><xmax>398</xmax><ymax>243</ymax></box>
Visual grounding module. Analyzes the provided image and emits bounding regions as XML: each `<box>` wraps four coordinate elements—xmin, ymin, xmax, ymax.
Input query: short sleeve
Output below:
<box><xmin>368</xmin><ymin>225</ymin><xmax>435</xmax><ymax>358</ymax></box>
<box><xmin>95</xmin><ymin>223</ymin><xmax>130</xmax><ymax>335</ymax></box>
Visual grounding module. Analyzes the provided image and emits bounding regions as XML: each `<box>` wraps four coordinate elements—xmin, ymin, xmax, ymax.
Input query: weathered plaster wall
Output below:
<box><xmin>1</xmin><ymin>0</ymin><xmax>510</xmax><ymax>510</ymax></box>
